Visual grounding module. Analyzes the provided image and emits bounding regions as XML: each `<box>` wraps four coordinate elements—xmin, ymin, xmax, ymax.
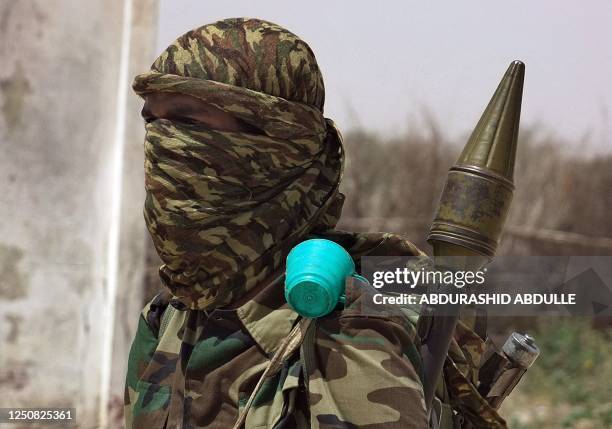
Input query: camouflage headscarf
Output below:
<box><xmin>134</xmin><ymin>18</ymin><xmax>422</xmax><ymax>310</ymax></box>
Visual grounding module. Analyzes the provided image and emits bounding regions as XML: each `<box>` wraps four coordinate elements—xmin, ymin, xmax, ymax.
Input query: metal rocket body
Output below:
<box><xmin>428</xmin><ymin>61</ymin><xmax>525</xmax><ymax>261</ymax></box>
<box><xmin>421</xmin><ymin>61</ymin><xmax>525</xmax><ymax>414</ymax></box>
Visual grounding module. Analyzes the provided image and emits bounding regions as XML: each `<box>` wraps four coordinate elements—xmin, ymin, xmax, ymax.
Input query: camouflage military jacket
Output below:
<box><xmin>124</xmin><ymin>274</ymin><xmax>429</xmax><ymax>428</ymax></box>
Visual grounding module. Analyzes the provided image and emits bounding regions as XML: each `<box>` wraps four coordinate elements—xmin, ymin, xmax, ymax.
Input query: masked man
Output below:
<box><xmin>125</xmin><ymin>18</ymin><xmax>429</xmax><ymax>429</ymax></box>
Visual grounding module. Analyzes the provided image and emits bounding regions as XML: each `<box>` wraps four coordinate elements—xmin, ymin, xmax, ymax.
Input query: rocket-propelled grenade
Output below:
<box><xmin>421</xmin><ymin>61</ymin><xmax>525</xmax><ymax>414</ymax></box>
<box><xmin>428</xmin><ymin>60</ymin><xmax>524</xmax><ymax>260</ymax></box>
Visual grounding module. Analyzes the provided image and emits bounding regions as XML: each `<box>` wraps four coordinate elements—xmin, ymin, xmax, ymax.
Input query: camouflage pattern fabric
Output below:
<box><xmin>133</xmin><ymin>18</ymin><xmax>345</xmax><ymax>311</ymax></box>
<box><xmin>125</xmin><ymin>272</ymin><xmax>429</xmax><ymax>429</ymax></box>
<box><xmin>443</xmin><ymin>320</ymin><xmax>508</xmax><ymax>428</ymax></box>
<box><xmin>124</xmin><ymin>279</ymin><xmax>507</xmax><ymax>428</ymax></box>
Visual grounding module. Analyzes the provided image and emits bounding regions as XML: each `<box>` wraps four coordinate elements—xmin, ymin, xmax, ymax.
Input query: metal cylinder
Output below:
<box><xmin>429</xmin><ymin>166</ymin><xmax>514</xmax><ymax>258</ymax></box>
<box><xmin>502</xmin><ymin>332</ymin><xmax>540</xmax><ymax>368</ymax></box>
<box><xmin>480</xmin><ymin>332</ymin><xmax>541</xmax><ymax>409</ymax></box>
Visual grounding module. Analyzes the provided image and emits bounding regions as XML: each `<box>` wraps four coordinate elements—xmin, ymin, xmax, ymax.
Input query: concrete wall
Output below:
<box><xmin>0</xmin><ymin>1</ymin><xmax>158</xmax><ymax>427</ymax></box>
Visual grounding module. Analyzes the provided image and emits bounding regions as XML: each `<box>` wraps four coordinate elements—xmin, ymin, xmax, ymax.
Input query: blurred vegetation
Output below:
<box><xmin>337</xmin><ymin>122</ymin><xmax>612</xmax><ymax>255</ymax></box>
<box><xmin>502</xmin><ymin>318</ymin><xmax>612</xmax><ymax>428</ymax></box>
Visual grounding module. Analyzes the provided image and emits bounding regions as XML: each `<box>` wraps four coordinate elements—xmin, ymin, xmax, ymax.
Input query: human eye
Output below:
<box><xmin>178</xmin><ymin>117</ymin><xmax>204</xmax><ymax>126</ymax></box>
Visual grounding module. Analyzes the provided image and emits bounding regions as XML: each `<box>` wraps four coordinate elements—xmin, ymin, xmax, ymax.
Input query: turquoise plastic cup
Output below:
<box><xmin>285</xmin><ymin>238</ymin><xmax>357</xmax><ymax>318</ymax></box>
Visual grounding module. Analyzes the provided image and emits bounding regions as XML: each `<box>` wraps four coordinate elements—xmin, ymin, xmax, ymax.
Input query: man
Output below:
<box><xmin>125</xmin><ymin>17</ymin><xmax>429</xmax><ymax>428</ymax></box>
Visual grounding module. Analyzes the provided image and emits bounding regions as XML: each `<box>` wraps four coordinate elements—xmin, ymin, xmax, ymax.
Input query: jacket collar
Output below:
<box><xmin>235</xmin><ymin>272</ymin><xmax>300</xmax><ymax>356</ymax></box>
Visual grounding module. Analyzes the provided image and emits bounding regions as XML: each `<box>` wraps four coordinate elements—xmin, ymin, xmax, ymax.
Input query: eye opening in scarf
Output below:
<box><xmin>141</xmin><ymin>92</ymin><xmax>266</xmax><ymax>135</ymax></box>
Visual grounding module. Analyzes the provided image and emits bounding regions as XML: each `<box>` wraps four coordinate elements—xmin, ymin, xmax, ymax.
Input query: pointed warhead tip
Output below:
<box><xmin>506</xmin><ymin>60</ymin><xmax>525</xmax><ymax>82</ymax></box>
<box><xmin>456</xmin><ymin>60</ymin><xmax>526</xmax><ymax>183</ymax></box>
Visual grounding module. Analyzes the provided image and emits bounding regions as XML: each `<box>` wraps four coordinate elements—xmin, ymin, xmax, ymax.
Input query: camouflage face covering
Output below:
<box><xmin>133</xmin><ymin>18</ymin><xmax>345</xmax><ymax>310</ymax></box>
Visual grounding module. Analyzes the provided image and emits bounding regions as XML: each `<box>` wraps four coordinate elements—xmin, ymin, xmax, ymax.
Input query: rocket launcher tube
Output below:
<box><xmin>421</xmin><ymin>61</ymin><xmax>525</xmax><ymax>415</ymax></box>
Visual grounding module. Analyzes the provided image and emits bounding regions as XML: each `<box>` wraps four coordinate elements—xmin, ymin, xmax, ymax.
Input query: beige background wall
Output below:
<box><xmin>0</xmin><ymin>1</ymin><xmax>157</xmax><ymax>427</ymax></box>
